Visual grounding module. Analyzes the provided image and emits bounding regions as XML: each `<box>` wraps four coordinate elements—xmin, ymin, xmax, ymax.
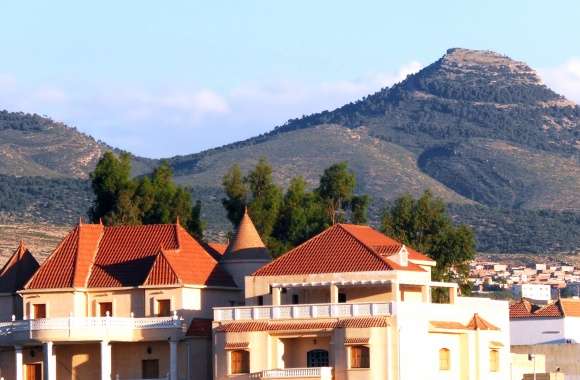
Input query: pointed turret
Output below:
<box><xmin>0</xmin><ymin>241</ymin><xmax>39</xmax><ymax>293</ymax></box>
<box><xmin>221</xmin><ymin>209</ymin><xmax>271</xmax><ymax>289</ymax></box>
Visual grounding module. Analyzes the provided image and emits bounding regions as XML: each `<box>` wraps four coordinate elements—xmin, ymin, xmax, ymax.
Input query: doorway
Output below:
<box><xmin>25</xmin><ymin>363</ymin><xmax>42</xmax><ymax>380</ymax></box>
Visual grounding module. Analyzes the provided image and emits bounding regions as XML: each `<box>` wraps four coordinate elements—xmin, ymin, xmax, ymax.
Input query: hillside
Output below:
<box><xmin>0</xmin><ymin>48</ymin><xmax>579</xmax><ymax>255</ymax></box>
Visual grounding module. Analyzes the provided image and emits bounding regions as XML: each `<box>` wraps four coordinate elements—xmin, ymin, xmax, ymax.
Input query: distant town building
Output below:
<box><xmin>513</xmin><ymin>284</ymin><xmax>557</xmax><ymax>302</ymax></box>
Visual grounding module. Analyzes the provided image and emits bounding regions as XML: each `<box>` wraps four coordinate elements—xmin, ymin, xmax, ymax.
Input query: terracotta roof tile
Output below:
<box><xmin>560</xmin><ymin>299</ymin><xmax>580</xmax><ymax>317</ymax></box>
<box><xmin>344</xmin><ymin>337</ymin><xmax>369</xmax><ymax>345</ymax></box>
<box><xmin>510</xmin><ymin>299</ymin><xmax>564</xmax><ymax>319</ymax></box>
<box><xmin>224</xmin><ymin>342</ymin><xmax>249</xmax><ymax>350</ymax></box>
<box><xmin>429</xmin><ymin>321</ymin><xmax>469</xmax><ymax>330</ymax></box>
<box><xmin>215</xmin><ymin>316</ymin><xmax>389</xmax><ymax>333</ymax></box>
<box><xmin>466</xmin><ymin>313</ymin><xmax>499</xmax><ymax>330</ymax></box>
<box><xmin>253</xmin><ymin>224</ymin><xmax>425</xmax><ymax>276</ymax></box>
<box><xmin>186</xmin><ymin>319</ymin><xmax>213</xmax><ymax>337</ymax></box>
<box><xmin>26</xmin><ymin>223</ymin><xmax>235</xmax><ymax>289</ymax></box>
<box><xmin>0</xmin><ymin>241</ymin><xmax>39</xmax><ymax>293</ymax></box>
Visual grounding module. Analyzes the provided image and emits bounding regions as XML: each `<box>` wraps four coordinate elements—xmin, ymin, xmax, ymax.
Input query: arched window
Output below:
<box><xmin>307</xmin><ymin>349</ymin><xmax>329</xmax><ymax>367</ymax></box>
<box><xmin>439</xmin><ymin>348</ymin><xmax>450</xmax><ymax>371</ymax></box>
<box><xmin>230</xmin><ymin>350</ymin><xmax>249</xmax><ymax>374</ymax></box>
<box><xmin>489</xmin><ymin>349</ymin><xmax>500</xmax><ymax>372</ymax></box>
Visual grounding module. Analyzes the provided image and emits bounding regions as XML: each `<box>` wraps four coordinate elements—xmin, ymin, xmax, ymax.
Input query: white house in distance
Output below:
<box><xmin>510</xmin><ymin>298</ymin><xmax>580</xmax><ymax>345</ymax></box>
<box><xmin>512</xmin><ymin>284</ymin><xmax>556</xmax><ymax>303</ymax></box>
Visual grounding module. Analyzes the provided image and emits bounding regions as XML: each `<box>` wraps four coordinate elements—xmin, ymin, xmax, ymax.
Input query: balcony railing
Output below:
<box><xmin>214</xmin><ymin>302</ymin><xmax>391</xmax><ymax>322</ymax></box>
<box><xmin>0</xmin><ymin>316</ymin><xmax>183</xmax><ymax>342</ymax></box>
<box><xmin>251</xmin><ymin>367</ymin><xmax>333</xmax><ymax>379</ymax></box>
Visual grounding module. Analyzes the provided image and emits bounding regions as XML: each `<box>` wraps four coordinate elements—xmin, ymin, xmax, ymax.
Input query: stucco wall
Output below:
<box><xmin>511</xmin><ymin>319</ymin><xmax>565</xmax><ymax>345</ymax></box>
<box><xmin>511</xmin><ymin>344</ymin><xmax>580</xmax><ymax>380</ymax></box>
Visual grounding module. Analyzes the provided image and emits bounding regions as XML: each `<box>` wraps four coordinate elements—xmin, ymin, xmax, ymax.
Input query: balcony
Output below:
<box><xmin>214</xmin><ymin>302</ymin><xmax>391</xmax><ymax>322</ymax></box>
<box><xmin>0</xmin><ymin>316</ymin><xmax>184</xmax><ymax>344</ymax></box>
<box><xmin>251</xmin><ymin>367</ymin><xmax>333</xmax><ymax>380</ymax></box>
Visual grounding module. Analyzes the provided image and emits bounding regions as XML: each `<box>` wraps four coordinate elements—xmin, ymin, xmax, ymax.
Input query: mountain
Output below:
<box><xmin>0</xmin><ymin>111</ymin><xmax>156</xmax><ymax>178</ymax></box>
<box><xmin>0</xmin><ymin>48</ymin><xmax>579</xmax><ymax>255</ymax></box>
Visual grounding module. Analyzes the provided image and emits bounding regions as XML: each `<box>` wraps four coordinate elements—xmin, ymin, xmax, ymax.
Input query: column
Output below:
<box><xmin>392</xmin><ymin>281</ymin><xmax>401</xmax><ymax>302</ymax></box>
<box><xmin>329</xmin><ymin>283</ymin><xmax>339</xmax><ymax>304</ymax></box>
<box><xmin>43</xmin><ymin>341</ymin><xmax>56</xmax><ymax>380</ymax></box>
<box><xmin>15</xmin><ymin>346</ymin><xmax>23</xmax><ymax>380</ymax></box>
<box><xmin>448</xmin><ymin>287</ymin><xmax>457</xmax><ymax>304</ymax></box>
<box><xmin>169</xmin><ymin>340</ymin><xmax>178</xmax><ymax>380</ymax></box>
<box><xmin>421</xmin><ymin>285</ymin><xmax>431</xmax><ymax>303</ymax></box>
<box><xmin>272</xmin><ymin>287</ymin><xmax>282</xmax><ymax>306</ymax></box>
<box><xmin>100</xmin><ymin>340</ymin><xmax>111</xmax><ymax>380</ymax></box>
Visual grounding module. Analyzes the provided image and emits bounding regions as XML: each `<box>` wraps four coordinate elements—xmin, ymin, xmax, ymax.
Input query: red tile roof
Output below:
<box><xmin>253</xmin><ymin>224</ymin><xmax>427</xmax><ymax>276</ymax></box>
<box><xmin>224</xmin><ymin>342</ymin><xmax>249</xmax><ymax>350</ymax></box>
<box><xmin>215</xmin><ymin>316</ymin><xmax>389</xmax><ymax>332</ymax></box>
<box><xmin>344</xmin><ymin>337</ymin><xmax>369</xmax><ymax>345</ymax></box>
<box><xmin>560</xmin><ymin>299</ymin><xmax>580</xmax><ymax>317</ymax></box>
<box><xmin>430</xmin><ymin>314</ymin><xmax>499</xmax><ymax>331</ymax></box>
<box><xmin>509</xmin><ymin>299</ymin><xmax>564</xmax><ymax>319</ymax></box>
<box><xmin>26</xmin><ymin>223</ymin><xmax>235</xmax><ymax>289</ymax></box>
<box><xmin>186</xmin><ymin>319</ymin><xmax>213</xmax><ymax>337</ymax></box>
<box><xmin>0</xmin><ymin>241</ymin><xmax>39</xmax><ymax>293</ymax></box>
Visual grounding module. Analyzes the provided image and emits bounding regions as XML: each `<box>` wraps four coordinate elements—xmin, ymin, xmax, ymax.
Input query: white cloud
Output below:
<box><xmin>539</xmin><ymin>58</ymin><xmax>580</xmax><ymax>104</ymax></box>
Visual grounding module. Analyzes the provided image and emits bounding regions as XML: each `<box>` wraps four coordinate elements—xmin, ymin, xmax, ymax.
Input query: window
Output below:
<box><xmin>142</xmin><ymin>359</ymin><xmax>159</xmax><ymax>379</ymax></box>
<box><xmin>99</xmin><ymin>302</ymin><xmax>113</xmax><ymax>317</ymax></box>
<box><xmin>25</xmin><ymin>363</ymin><xmax>42</xmax><ymax>380</ymax></box>
<box><xmin>489</xmin><ymin>349</ymin><xmax>499</xmax><ymax>372</ymax></box>
<box><xmin>350</xmin><ymin>346</ymin><xmax>370</xmax><ymax>368</ymax></box>
<box><xmin>257</xmin><ymin>296</ymin><xmax>264</xmax><ymax>306</ymax></box>
<box><xmin>230</xmin><ymin>350</ymin><xmax>250</xmax><ymax>374</ymax></box>
<box><xmin>307</xmin><ymin>349</ymin><xmax>329</xmax><ymax>367</ymax></box>
<box><xmin>292</xmin><ymin>294</ymin><xmax>300</xmax><ymax>305</ymax></box>
<box><xmin>439</xmin><ymin>348</ymin><xmax>450</xmax><ymax>371</ymax></box>
<box><xmin>338</xmin><ymin>293</ymin><xmax>347</xmax><ymax>303</ymax></box>
<box><xmin>32</xmin><ymin>304</ymin><xmax>46</xmax><ymax>319</ymax></box>
<box><xmin>157</xmin><ymin>299</ymin><xmax>171</xmax><ymax>317</ymax></box>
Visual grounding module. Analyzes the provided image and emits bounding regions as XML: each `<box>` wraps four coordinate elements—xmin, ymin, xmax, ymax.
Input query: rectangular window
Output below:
<box><xmin>157</xmin><ymin>299</ymin><xmax>171</xmax><ymax>317</ymax></box>
<box><xmin>292</xmin><ymin>294</ymin><xmax>299</xmax><ymax>304</ymax></box>
<box><xmin>338</xmin><ymin>293</ymin><xmax>347</xmax><ymax>303</ymax></box>
<box><xmin>99</xmin><ymin>302</ymin><xmax>113</xmax><ymax>317</ymax></box>
<box><xmin>489</xmin><ymin>349</ymin><xmax>499</xmax><ymax>372</ymax></box>
<box><xmin>257</xmin><ymin>296</ymin><xmax>264</xmax><ymax>306</ymax></box>
<box><xmin>33</xmin><ymin>304</ymin><xmax>46</xmax><ymax>319</ymax></box>
<box><xmin>350</xmin><ymin>346</ymin><xmax>370</xmax><ymax>368</ymax></box>
<box><xmin>230</xmin><ymin>350</ymin><xmax>250</xmax><ymax>374</ymax></box>
<box><xmin>142</xmin><ymin>359</ymin><xmax>159</xmax><ymax>379</ymax></box>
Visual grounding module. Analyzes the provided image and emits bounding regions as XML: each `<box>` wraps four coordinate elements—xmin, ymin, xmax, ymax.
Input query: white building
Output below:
<box><xmin>512</xmin><ymin>283</ymin><xmax>555</xmax><ymax>302</ymax></box>
<box><xmin>510</xmin><ymin>298</ymin><xmax>580</xmax><ymax>345</ymax></box>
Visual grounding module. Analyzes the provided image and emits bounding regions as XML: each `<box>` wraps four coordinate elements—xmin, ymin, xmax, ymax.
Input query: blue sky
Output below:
<box><xmin>1</xmin><ymin>1</ymin><xmax>579</xmax><ymax>157</ymax></box>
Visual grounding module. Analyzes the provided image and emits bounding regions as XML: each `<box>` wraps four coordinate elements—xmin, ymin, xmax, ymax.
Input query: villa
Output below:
<box><xmin>212</xmin><ymin>223</ymin><xmax>510</xmax><ymax>380</ymax></box>
<box><xmin>0</xmin><ymin>214</ymin><xmax>269</xmax><ymax>380</ymax></box>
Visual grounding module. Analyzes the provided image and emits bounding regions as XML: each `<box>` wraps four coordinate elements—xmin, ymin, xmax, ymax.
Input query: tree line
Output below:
<box><xmin>89</xmin><ymin>153</ymin><xmax>475</xmax><ymax>291</ymax></box>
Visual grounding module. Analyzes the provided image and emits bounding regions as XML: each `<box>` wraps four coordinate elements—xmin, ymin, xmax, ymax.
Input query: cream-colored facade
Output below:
<box><xmin>212</xmin><ymin>225</ymin><xmax>511</xmax><ymax>380</ymax></box>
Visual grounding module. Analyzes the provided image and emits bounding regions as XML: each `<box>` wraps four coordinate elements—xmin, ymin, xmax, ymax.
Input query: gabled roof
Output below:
<box><xmin>26</xmin><ymin>222</ymin><xmax>235</xmax><ymax>290</ymax></box>
<box><xmin>430</xmin><ymin>313</ymin><xmax>499</xmax><ymax>331</ymax></box>
<box><xmin>253</xmin><ymin>224</ymin><xmax>426</xmax><ymax>276</ymax></box>
<box><xmin>223</xmin><ymin>209</ymin><xmax>270</xmax><ymax>261</ymax></box>
<box><xmin>0</xmin><ymin>241</ymin><xmax>39</xmax><ymax>293</ymax></box>
<box><xmin>509</xmin><ymin>299</ymin><xmax>564</xmax><ymax>319</ymax></box>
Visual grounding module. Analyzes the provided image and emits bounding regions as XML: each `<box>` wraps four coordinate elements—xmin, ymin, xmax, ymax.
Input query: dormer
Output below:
<box><xmin>391</xmin><ymin>245</ymin><xmax>409</xmax><ymax>267</ymax></box>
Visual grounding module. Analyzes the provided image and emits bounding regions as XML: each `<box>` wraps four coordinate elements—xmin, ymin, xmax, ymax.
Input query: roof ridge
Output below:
<box><xmin>81</xmin><ymin>225</ymin><xmax>105</xmax><ymax>288</ymax></box>
<box><xmin>337</xmin><ymin>224</ymin><xmax>395</xmax><ymax>270</ymax></box>
<box><xmin>143</xmin><ymin>248</ymin><xmax>182</xmax><ymax>286</ymax></box>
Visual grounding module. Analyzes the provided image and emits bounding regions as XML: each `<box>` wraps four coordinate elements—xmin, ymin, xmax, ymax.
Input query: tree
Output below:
<box><xmin>381</xmin><ymin>191</ymin><xmax>476</xmax><ymax>298</ymax></box>
<box><xmin>316</xmin><ymin>162</ymin><xmax>356</xmax><ymax>224</ymax></box>
<box><xmin>245</xmin><ymin>158</ymin><xmax>282</xmax><ymax>242</ymax></box>
<box><xmin>222</xmin><ymin>164</ymin><xmax>247</xmax><ymax>227</ymax></box>
<box><xmin>187</xmin><ymin>200</ymin><xmax>205</xmax><ymax>240</ymax></box>
<box><xmin>89</xmin><ymin>152</ymin><xmax>135</xmax><ymax>224</ymax></box>
<box><xmin>350</xmin><ymin>195</ymin><xmax>370</xmax><ymax>225</ymax></box>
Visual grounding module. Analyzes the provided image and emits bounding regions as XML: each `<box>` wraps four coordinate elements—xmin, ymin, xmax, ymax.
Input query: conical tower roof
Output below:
<box><xmin>223</xmin><ymin>208</ymin><xmax>270</xmax><ymax>261</ymax></box>
<box><xmin>0</xmin><ymin>241</ymin><xmax>39</xmax><ymax>293</ymax></box>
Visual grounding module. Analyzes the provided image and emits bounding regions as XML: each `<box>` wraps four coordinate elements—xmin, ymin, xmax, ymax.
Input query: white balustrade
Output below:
<box><xmin>253</xmin><ymin>367</ymin><xmax>333</xmax><ymax>379</ymax></box>
<box><xmin>214</xmin><ymin>302</ymin><xmax>391</xmax><ymax>321</ymax></box>
<box><xmin>0</xmin><ymin>316</ymin><xmax>182</xmax><ymax>337</ymax></box>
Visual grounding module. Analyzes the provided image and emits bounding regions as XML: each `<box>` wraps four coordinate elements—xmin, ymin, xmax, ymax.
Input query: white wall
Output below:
<box><xmin>511</xmin><ymin>318</ymin><xmax>565</xmax><ymax>345</ymax></box>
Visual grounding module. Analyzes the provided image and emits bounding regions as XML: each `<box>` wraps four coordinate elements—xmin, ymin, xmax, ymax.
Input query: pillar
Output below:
<box><xmin>100</xmin><ymin>340</ymin><xmax>111</xmax><ymax>380</ymax></box>
<box><xmin>15</xmin><ymin>346</ymin><xmax>23</xmax><ymax>380</ymax></box>
<box><xmin>392</xmin><ymin>281</ymin><xmax>401</xmax><ymax>302</ymax></box>
<box><xmin>330</xmin><ymin>283</ymin><xmax>339</xmax><ymax>304</ymax></box>
<box><xmin>169</xmin><ymin>340</ymin><xmax>178</xmax><ymax>380</ymax></box>
<box><xmin>43</xmin><ymin>341</ymin><xmax>56</xmax><ymax>380</ymax></box>
<box><xmin>421</xmin><ymin>285</ymin><xmax>431</xmax><ymax>303</ymax></box>
<box><xmin>448</xmin><ymin>287</ymin><xmax>457</xmax><ymax>304</ymax></box>
<box><xmin>272</xmin><ymin>287</ymin><xmax>281</xmax><ymax>306</ymax></box>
